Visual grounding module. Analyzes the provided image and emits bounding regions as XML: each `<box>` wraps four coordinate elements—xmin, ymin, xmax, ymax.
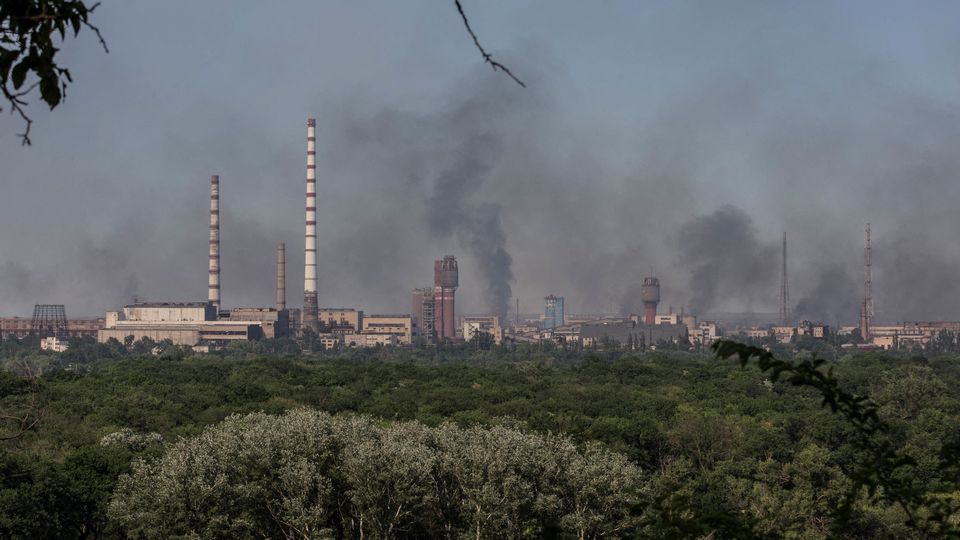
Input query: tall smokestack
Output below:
<box><xmin>434</xmin><ymin>255</ymin><xmax>458</xmax><ymax>340</ymax></box>
<box><xmin>276</xmin><ymin>242</ymin><xmax>286</xmax><ymax>311</ymax></box>
<box><xmin>641</xmin><ymin>276</ymin><xmax>660</xmax><ymax>325</ymax></box>
<box><xmin>303</xmin><ymin>118</ymin><xmax>319</xmax><ymax>332</ymax></box>
<box><xmin>208</xmin><ymin>175</ymin><xmax>221</xmax><ymax>313</ymax></box>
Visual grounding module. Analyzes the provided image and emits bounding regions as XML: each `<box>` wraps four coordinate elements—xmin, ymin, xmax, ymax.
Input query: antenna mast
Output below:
<box><xmin>859</xmin><ymin>223</ymin><xmax>873</xmax><ymax>341</ymax></box>
<box><xmin>779</xmin><ymin>231</ymin><xmax>790</xmax><ymax>326</ymax></box>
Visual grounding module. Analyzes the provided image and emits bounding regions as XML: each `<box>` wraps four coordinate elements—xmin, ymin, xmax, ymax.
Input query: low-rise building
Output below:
<box><xmin>0</xmin><ymin>317</ymin><xmax>32</xmax><ymax>339</ymax></box>
<box><xmin>655</xmin><ymin>314</ymin><xmax>680</xmax><ymax>325</ymax></box>
<box><xmin>744</xmin><ymin>328</ymin><xmax>770</xmax><ymax>340</ymax></box>
<box><xmin>0</xmin><ymin>317</ymin><xmax>104</xmax><ymax>340</ymax></box>
<box><xmin>796</xmin><ymin>320</ymin><xmax>830</xmax><ymax>339</ymax></box>
<box><xmin>691</xmin><ymin>321</ymin><xmax>721</xmax><ymax>345</ymax></box>
<box><xmin>772</xmin><ymin>326</ymin><xmax>795</xmax><ymax>343</ymax></box>
<box><xmin>361</xmin><ymin>315</ymin><xmax>413</xmax><ymax>345</ymax></box>
<box><xmin>40</xmin><ymin>336</ymin><xmax>69</xmax><ymax>352</ymax></box>
<box><xmin>462</xmin><ymin>316</ymin><xmax>502</xmax><ymax>345</ymax></box>
<box><xmin>318</xmin><ymin>333</ymin><xmax>341</xmax><ymax>351</ymax></box>
<box><xmin>343</xmin><ymin>333</ymin><xmax>397</xmax><ymax>347</ymax></box>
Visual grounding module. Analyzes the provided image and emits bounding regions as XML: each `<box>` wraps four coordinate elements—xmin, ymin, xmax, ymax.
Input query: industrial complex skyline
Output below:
<box><xmin>3</xmin><ymin>2</ymin><xmax>960</xmax><ymax>322</ymax></box>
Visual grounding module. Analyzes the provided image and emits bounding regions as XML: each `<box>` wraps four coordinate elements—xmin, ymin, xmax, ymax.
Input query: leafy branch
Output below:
<box><xmin>1</xmin><ymin>0</ymin><xmax>108</xmax><ymax>145</ymax></box>
<box><xmin>712</xmin><ymin>340</ymin><xmax>960</xmax><ymax>536</ymax></box>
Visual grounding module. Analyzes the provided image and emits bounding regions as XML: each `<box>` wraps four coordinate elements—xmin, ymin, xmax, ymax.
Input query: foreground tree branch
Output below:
<box><xmin>1</xmin><ymin>0</ymin><xmax>108</xmax><ymax>145</ymax></box>
<box><xmin>453</xmin><ymin>0</ymin><xmax>525</xmax><ymax>88</ymax></box>
<box><xmin>712</xmin><ymin>340</ymin><xmax>960</xmax><ymax>536</ymax></box>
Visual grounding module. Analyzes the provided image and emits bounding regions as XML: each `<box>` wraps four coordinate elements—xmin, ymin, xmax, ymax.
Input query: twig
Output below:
<box><xmin>453</xmin><ymin>0</ymin><xmax>525</xmax><ymax>88</ymax></box>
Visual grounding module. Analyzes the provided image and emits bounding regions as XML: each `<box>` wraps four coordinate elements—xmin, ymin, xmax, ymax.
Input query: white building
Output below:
<box><xmin>343</xmin><ymin>333</ymin><xmax>397</xmax><ymax>347</ymax></box>
<box><xmin>40</xmin><ymin>336</ymin><xmax>69</xmax><ymax>352</ymax></box>
<box><xmin>462</xmin><ymin>316</ymin><xmax>502</xmax><ymax>345</ymax></box>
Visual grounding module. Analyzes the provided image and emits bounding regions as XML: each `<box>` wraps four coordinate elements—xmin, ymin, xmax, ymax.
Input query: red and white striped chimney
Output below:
<box><xmin>276</xmin><ymin>242</ymin><xmax>286</xmax><ymax>312</ymax></box>
<box><xmin>208</xmin><ymin>175</ymin><xmax>221</xmax><ymax>313</ymax></box>
<box><xmin>302</xmin><ymin>119</ymin><xmax>318</xmax><ymax>331</ymax></box>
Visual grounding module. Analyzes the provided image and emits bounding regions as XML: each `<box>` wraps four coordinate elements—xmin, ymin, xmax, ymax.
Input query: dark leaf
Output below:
<box><xmin>39</xmin><ymin>75</ymin><xmax>61</xmax><ymax>107</ymax></box>
<box><xmin>11</xmin><ymin>59</ymin><xmax>30</xmax><ymax>89</ymax></box>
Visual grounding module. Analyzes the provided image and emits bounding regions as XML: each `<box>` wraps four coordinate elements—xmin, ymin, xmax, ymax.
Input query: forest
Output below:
<box><xmin>1</xmin><ymin>337</ymin><xmax>959</xmax><ymax>538</ymax></box>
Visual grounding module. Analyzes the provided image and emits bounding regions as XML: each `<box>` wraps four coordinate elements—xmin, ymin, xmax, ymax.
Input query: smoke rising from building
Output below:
<box><xmin>793</xmin><ymin>264</ymin><xmax>858</xmax><ymax>325</ymax></box>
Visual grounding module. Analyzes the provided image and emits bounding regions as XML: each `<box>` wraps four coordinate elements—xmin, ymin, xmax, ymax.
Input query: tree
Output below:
<box><xmin>712</xmin><ymin>339</ymin><xmax>960</xmax><ymax>536</ymax></box>
<box><xmin>0</xmin><ymin>363</ymin><xmax>44</xmax><ymax>441</ymax></box>
<box><xmin>109</xmin><ymin>409</ymin><xmax>645</xmax><ymax>538</ymax></box>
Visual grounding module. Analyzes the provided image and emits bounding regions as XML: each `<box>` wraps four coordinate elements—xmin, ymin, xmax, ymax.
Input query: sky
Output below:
<box><xmin>2</xmin><ymin>1</ymin><xmax>960</xmax><ymax>324</ymax></box>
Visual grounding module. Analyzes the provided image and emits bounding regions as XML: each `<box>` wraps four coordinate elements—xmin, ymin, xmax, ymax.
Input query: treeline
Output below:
<box><xmin>2</xmin><ymin>343</ymin><xmax>960</xmax><ymax>537</ymax></box>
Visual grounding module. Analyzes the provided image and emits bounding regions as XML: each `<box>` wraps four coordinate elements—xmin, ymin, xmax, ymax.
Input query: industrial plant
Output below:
<box><xmin>3</xmin><ymin>120</ymin><xmax>958</xmax><ymax>356</ymax></box>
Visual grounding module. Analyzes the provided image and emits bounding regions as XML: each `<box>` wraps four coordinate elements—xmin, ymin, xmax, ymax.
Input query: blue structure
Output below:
<box><xmin>544</xmin><ymin>295</ymin><xmax>565</xmax><ymax>330</ymax></box>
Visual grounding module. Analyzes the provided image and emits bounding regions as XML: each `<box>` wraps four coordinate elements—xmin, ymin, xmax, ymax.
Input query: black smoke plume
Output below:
<box><xmin>676</xmin><ymin>206</ymin><xmax>778</xmax><ymax>315</ymax></box>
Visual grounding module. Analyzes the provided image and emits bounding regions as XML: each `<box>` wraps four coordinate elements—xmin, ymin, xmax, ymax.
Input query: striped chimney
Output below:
<box><xmin>208</xmin><ymin>175</ymin><xmax>221</xmax><ymax>312</ymax></box>
<box><xmin>303</xmin><ymin>118</ymin><xmax>319</xmax><ymax>330</ymax></box>
<box><xmin>276</xmin><ymin>242</ymin><xmax>286</xmax><ymax>311</ymax></box>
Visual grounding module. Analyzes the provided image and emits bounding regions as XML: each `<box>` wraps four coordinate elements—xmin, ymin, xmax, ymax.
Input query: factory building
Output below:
<box><xmin>98</xmin><ymin>302</ymin><xmax>263</xmax><ymax>347</ymax></box>
<box><xmin>850</xmin><ymin>321</ymin><xmax>960</xmax><ymax>349</ymax></box>
<box><xmin>361</xmin><ymin>315</ymin><xmax>413</xmax><ymax>345</ymax></box>
<box><xmin>462</xmin><ymin>315</ymin><xmax>502</xmax><ymax>345</ymax></box>
<box><xmin>580</xmin><ymin>320</ymin><xmax>687</xmax><ymax>349</ymax></box>
<box><xmin>543</xmin><ymin>295</ymin><xmax>565</xmax><ymax>330</ymax></box>
<box><xmin>411</xmin><ymin>288</ymin><xmax>435</xmax><ymax>339</ymax></box>
<box><xmin>0</xmin><ymin>316</ymin><xmax>103</xmax><ymax>340</ymax></box>
<box><xmin>92</xmin><ymin>174</ymin><xmax>293</xmax><ymax>350</ymax></box>
<box><xmin>220</xmin><ymin>308</ymin><xmax>290</xmax><ymax>339</ymax></box>
<box><xmin>317</xmin><ymin>308</ymin><xmax>363</xmax><ymax>333</ymax></box>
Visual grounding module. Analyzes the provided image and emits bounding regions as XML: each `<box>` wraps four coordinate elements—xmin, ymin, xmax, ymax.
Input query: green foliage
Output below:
<box><xmin>2</xmin><ymin>341</ymin><xmax>960</xmax><ymax>537</ymax></box>
<box><xmin>109</xmin><ymin>409</ymin><xmax>643</xmax><ymax>539</ymax></box>
<box><xmin>713</xmin><ymin>339</ymin><xmax>960</xmax><ymax>537</ymax></box>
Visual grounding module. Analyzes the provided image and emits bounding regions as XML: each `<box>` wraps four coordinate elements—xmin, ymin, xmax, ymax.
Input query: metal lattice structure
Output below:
<box><xmin>860</xmin><ymin>224</ymin><xmax>873</xmax><ymax>341</ymax></box>
<box><xmin>779</xmin><ymin>232</ymin><xmax>790</xmax><ymax>326</ymax></box>
<box><xmin>31</xmin><ymin>304</ymin><xmax>67</xmax><ymax>339</ymax></box>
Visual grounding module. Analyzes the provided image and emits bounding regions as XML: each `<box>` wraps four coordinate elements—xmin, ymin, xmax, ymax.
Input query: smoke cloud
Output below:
<box><xmin>676</xmin><ymin>206</ymin><xmax>778</xmax><ymax>315</ymax></box>
<box><xmin>3</xmin><ymin>2</ymin><xmax>960</xmax><ymax>326</ymax></box>
<box><xmin>793</xmin><ymin>264</ymin><xmax>859</xmax><ymax>325</ymax></box>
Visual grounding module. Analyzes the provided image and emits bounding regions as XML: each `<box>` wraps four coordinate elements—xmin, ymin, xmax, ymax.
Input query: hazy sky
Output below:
<box><xmin>3</xmin><ymin>1</ymin><xmax>960</xmax><ymax>323</ymax></box>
